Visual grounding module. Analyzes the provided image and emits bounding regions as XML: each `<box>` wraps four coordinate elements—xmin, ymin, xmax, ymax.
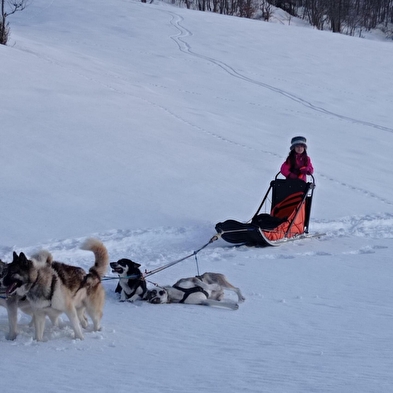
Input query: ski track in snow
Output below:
<box><xmin>13</xmin><ymin>2</ymin><xmax>393</xmax><ymax>209</ymax></box>
<box><xmin>317</xmin><ymin>173</ymin><xmax>393</xmax><ymax>207</ymax></box>
<box><xmin>165</xmin><ymin>9</ymin><xmax>393</xmax><ymax>134</ymax></box>
<box><xmin>161</xmin><ymin>8</ymin><xmax>393</xmax><ymax>207</ymax></box>
<box><xmin>146</xmin><ymin>6</ymin><xmax>393</xmax><ymax>208</ymax></box>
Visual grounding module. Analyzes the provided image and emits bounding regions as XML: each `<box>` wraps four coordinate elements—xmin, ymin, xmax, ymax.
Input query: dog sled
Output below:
<box><xmin>215</xmin><ymin>173</ymin><xmax>317</xmax><ymax>247</ymax></box>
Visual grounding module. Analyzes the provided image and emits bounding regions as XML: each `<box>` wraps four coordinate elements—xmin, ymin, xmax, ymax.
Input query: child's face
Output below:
<box><xmin>294</xmin><ymin>144</ymin><xmax>305</xmax><ymax>154</ymax></box>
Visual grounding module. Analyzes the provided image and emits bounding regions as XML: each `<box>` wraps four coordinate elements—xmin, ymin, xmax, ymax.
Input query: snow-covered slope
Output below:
<box><xmin>1</xmin><ymin>1</ymin><xmax>392</xmax><ymax>392</ymax></box>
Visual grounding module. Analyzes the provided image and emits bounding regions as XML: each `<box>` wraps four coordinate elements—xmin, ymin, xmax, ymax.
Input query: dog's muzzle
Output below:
<box><xmin>110</xmin><ymin>262</ymin><xmax>124</xmax><ymax>274</ymax></box>
<box><xmin>148</xmin><ymin>296</ymin><xmax>163</xmax><ymax>304</ymax></box>
<box><xmin>147</xmin><ymin>288</ymin><xmax>167</xmax><ymax>304</ymax></box>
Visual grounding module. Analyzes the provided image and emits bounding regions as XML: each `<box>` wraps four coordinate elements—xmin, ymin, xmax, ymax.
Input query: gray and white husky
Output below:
<box><xmin>146</xmin><ymin>272</ymin><xmax>245</xmax><ymax>310</ymax></box>
<box><xmin>2</xmin><ymin>238</ymin><xmax>109</xmax><ymax>341</ymax></box>
<box><xmin>0</xmin><ymin>260</ymin><xmax>38</xmax><ymax>340</ymax></box>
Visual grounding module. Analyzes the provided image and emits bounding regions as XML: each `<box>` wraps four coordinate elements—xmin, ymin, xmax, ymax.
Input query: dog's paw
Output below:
<box><xmin>6</xmin><ymin>332</ymin><xmax>18</xmax><ymax>341</ymax></box>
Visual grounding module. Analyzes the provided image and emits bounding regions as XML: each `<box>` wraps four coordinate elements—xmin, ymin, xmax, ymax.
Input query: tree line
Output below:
<box><xmin>169</xmin><ymin>0</ymin><xmax>393</xmax><ymax>38</ymax></box>
<box><xmin>2</xmin><ymin>0</ymin><xmax>393</xmax><ymax>45</ymax></box>
<box><xmin>271</xmin><ymin>0</ymin><xmax>393</xmax><ymax>36</ymax></box>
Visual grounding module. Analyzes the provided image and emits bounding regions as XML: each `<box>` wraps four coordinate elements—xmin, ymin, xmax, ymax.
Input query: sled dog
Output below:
<box><xmin>2</xmin><ymin>238</ymin><xmax>109</xmax><ymax>341</ymax></box>
<box><xmin>110</xmin><ymin>258</ymin><xmax>147</xmax><ymax>301</ymax></box>
<box><xmin>0</xmin><ymin>260</ymin><xmax>38</xmax><ymax>340</ymax></box>
<box><xmin>146</xmin><ymin>272</ymin><xmax>245</xmax><ymax>310</ymax></box>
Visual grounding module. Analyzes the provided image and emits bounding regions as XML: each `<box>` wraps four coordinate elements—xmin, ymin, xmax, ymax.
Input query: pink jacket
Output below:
<box><xmin>280</xmin><ymin>154</ymin><xmax>314</xmax><ymax>182</ymax></box>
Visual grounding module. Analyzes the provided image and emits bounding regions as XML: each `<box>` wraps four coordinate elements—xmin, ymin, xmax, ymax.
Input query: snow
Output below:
<box><xmin>1</xmin><ymin>1</ymin><xmax>393</xmax><ymax>392</ymax></box>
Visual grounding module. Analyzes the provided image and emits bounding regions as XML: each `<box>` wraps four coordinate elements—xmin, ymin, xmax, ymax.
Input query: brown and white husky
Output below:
<box><xmin>2</xmin><ymin>238</ymin><xmax>109</xmax><ymax>341</ymax></box>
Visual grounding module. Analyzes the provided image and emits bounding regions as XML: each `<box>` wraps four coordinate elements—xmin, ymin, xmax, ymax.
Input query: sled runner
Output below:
<box><xmin>215</xmin><ymin>173</ymin><xmax>316</xmax><ymax>247</ymax></box>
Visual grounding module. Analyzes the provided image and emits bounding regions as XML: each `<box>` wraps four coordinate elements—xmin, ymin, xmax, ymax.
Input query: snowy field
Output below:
<box><xmin>1</xmin><ymin>1</ymin><xmax>392</xmax><ymax>392</ymax></box>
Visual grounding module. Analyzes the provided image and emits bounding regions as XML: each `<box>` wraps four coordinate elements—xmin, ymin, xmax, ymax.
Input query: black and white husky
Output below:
<box><xmin>146</xmin><ymin>272</ymin><xmax>245</xmax><ymax>310</ymax></box>
<box><xmin>2</xmin><ymin>238</ymin><xmax>109</xmax><ymax>341</ymax></box>
<box><xmin>110</xmin><ymin>258</ymin><xmax>147</xmax><ymax>301</ymax></box>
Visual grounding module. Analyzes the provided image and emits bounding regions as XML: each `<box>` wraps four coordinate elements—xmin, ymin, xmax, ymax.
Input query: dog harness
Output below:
<box><xmin>124</xmin><ymin>286</ymin><xmax>140</xmax><ymax>300</ymax></box>
<box><xmin>122</xmin><ymin>280</ymin><xmax>146</xmax><ymax>300</ymax></box>
<box><xmin>172</xmin><ymin>285</ymin><xmax>209</xmax><ymax>303</ymax></box>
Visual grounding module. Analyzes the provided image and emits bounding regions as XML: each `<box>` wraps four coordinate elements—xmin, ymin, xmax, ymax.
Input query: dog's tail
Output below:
<box><xmin>80</xmin><ymin>238</ymin><xmax>109</xmax><ymax>286</ymax></box>
<box><xmin>30</xmin><ymin>250</ymin><xmax>53</xmax><ymax>267</ymax></box>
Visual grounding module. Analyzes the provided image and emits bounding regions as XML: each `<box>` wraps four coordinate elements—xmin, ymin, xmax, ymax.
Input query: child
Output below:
<box><xmin>280</xmin><ymin>136</ymin><xmax>314</xmax><ymax>181</ymax></box>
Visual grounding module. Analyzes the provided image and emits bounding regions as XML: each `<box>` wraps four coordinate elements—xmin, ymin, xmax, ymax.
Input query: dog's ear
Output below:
<box><xmin>12</xmin><ymin>251</ymin><xmax>18</xmax><ymax>262</ymax></box>
<box><xmin>18</xmin><ymin>252</ymin><xmax>29</xmax><ymax>266</ymax></box>
<box><xmin>125</xmin><ymin>259</ymin><xmax>141</xmax><ymax>268</ymax></box>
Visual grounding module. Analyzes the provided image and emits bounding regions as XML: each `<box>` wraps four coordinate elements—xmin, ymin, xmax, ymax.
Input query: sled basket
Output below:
<box><xmin>215</xmin><ymin>173</ymin><xmax>315</xmax><ymax>246</ymax></box>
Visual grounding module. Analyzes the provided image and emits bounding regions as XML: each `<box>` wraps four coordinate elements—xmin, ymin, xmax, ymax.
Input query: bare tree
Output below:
<box><xmin>260</xmin><ymin>0</ymin><xmax>274</xmax><ymax>20</ymax></box>
<box><xmin>1</xmin><ymin>0</ymin><xmax>28</xmax><ymax>45</ymax></box>
<box><xmin>303</xmin><ymin>0</ymin><xmax>328</xmax><ymax>30</ymax></box>
<box><xmin>327</xmin><ymin>0</ymin><xmax>350</xmax><ymax>33</ymax></box>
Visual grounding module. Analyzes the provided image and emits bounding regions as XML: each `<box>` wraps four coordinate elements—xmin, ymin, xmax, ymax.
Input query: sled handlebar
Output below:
<box><xmin>275</xmin><ymin>171</ymin><xmax>315</xmax><ymax>185</ymax></box>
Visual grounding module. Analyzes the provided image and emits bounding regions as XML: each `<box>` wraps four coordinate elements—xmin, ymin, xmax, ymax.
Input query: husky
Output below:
<box><xmin>110</xmin><ymin>258</ymin><xmax>147</xmax><ymax>301</ymax></box>
<box><xmin>0</xmin><ymin>260</ymin><xmax>37</xmax><ymax>340</ymax></box>
<box><xmin>2</xmin><ymin>238</ymin><xmax>109</xmax><ymax>341</ymax></box>
<box><xmin>146</xmin><ymin>272</ymin><xmax>245</xmax><ymax>310</ymax></box>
